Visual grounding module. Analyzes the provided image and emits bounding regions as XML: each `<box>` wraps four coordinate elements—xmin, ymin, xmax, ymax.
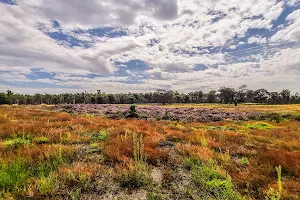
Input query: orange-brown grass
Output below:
<box><xmin>59</xmin><ymin>162</ymin><xmax>103</xmax><ymax>180</ymax></box>
<box><xmin>104</xmin><ymin>120</ymin><xmax>168</xmax><ymax>164</ymax></box>
<box><xmin>177</xmin><ymin>143</ymin><xmax>214</xmax><ymax>161</ymax></box>
<box><xmin>0</xmin><ymin>105</ymin><xmax>299</xmax><ymax>199</ymax></box>
<box><xmin>0</xmin><ymin>144</ymin><xmax>77</xmax><ymax>163</ymax></box>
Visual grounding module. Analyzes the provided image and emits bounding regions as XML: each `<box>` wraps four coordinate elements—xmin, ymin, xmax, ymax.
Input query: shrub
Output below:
<box><xmin>126</xmin><ymin>104</ymin><xmax>138</xmax><ymax>118</ymax></box>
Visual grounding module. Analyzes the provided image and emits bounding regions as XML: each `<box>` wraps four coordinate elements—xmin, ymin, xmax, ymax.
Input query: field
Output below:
<box><xmin>0</xmin><ymin>104</ymin><xmax>300</xmax><ymax>200</ymax></box>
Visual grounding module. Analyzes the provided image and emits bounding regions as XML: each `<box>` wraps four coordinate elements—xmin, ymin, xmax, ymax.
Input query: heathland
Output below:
<box><xmin>0</xmin><ymin>104</ymin><xmax>299</xmax><ymax>199</ymax></box>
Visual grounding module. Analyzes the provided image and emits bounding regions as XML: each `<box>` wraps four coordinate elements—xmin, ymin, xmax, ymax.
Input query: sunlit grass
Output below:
<box><xmin>0</xmin><ymin>105</ymin><xmax>299</xmax><ymax>199</ymax></box>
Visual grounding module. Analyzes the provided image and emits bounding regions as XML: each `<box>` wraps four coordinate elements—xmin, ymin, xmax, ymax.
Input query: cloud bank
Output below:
<box><xmin>0</xmin><ymin>0</ymin><xmax>300</xmax><ymax>94</ymax></box>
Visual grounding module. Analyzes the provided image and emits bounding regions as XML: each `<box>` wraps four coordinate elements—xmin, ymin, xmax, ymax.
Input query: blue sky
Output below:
<box><xmin>0</xmin><ymin>0</ymin><xmax>300</xmax><ymax>94</ymax></box>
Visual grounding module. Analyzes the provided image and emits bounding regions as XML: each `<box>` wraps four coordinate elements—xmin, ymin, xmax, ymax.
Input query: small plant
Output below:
<box><xmin>84</xmin><ymin>113</ymin><xmax>95</xmax><ymax>119</ymax></box>
<box><xmin>63</xmin><ymin>171</ymin><xmax>89</xmax><ymax>190</ymax></box>
<box><xmin>200</xmin><ymin>136</ymin><xmax>208</xmax><ymax>147</ymax></box>
<box><xmin>265</xmin><ymin>165</ymin><xmax>282</xmax><ymax>200</ymax></box>
<box><xmin>133</xmin><ymin>133</ymin><xmax>144</xmax><ymax>162</ymax></box>
<box><xmin>70</xmin><ymin>188</ymin><xmax>81</xmax><ymax>200</ymax></box>
<box><xmin>176</xmin><ymin>124</ymin><xmax>185</xmax><ymax>129</ymax></box>
<box><xmin>276</xmin><ymin>165</ymin><xmax>282</xmax><ymax>194</ymax></box>
<box><xmin>35</xmin><ymin>136</ymin><xmax>50</xmax><ymax>144</ymax></box>
<box><xmin>147</xmin><ymin>191</ymin><xmax>163</xmax><ymax>200</ymax></box>
<box><xmin>118</xmin><ymin>163</ymin><xmax>151</xmax><ymax>189</ymax></box>
<box><xmin>162</xmin><ymin>111</ymin><xmax>170</xmax><ymax>120</ymax></box>
<box><xmin>38</xmin><ymin>173</ymin><xmax>57</xmax><ymax>195</ymax></box>
<box><xmin>91</xmin><ymin>130</ymin><xmax>108</xmax><ymax>141</ymax></box>
<box><xmin>220</xmin><ymin>150</ymin><xmax>231</xmax><ymax>163</ymax></box>
<box><xmin>90</xmin><ymin>143</ymin><xmax>99</xmax><ymax>148</ymax></box>
<box><xmin>240</xmin><ymin>157</ymin><xmax>249</xmax><ymax>165</ymax></box>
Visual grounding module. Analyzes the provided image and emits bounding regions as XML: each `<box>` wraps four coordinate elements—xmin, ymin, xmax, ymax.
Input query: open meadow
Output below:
<box><xmin>0</xmin><ymin>104</ymin><xmax>300</xmax><ymax>199</ymax></box>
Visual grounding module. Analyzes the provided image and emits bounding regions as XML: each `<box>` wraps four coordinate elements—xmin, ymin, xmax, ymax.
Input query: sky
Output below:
<box><xmin>0</xmin><ymin>0</ymin><xmax>300</xmax><ymax>94</ymax></box>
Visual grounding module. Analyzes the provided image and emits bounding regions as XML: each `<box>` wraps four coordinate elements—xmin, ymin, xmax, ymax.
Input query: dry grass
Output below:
<box><xmin>0</xmin><ymin>105</ymin><xmax>299</xmax><ymax>199</ymax></box>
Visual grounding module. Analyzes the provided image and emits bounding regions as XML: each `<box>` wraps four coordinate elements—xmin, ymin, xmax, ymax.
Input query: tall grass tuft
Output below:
<box><xmin>266</xmin><ymin>165</ymin><xmax>283</xmax><ymax>200</ymax></box>
<box><xmin>118</xmin><ymin>133</ymin><xmax>152</xmax><ymax>189</ymax></box>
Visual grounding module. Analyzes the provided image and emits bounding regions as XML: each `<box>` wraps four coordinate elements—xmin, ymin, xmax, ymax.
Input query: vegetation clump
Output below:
<box><xmin>118</xmin><ymin>133</ymin><xmax>152</xmax><ymax>189</ymax></box>
<box><xmin>4</xmin><ymin>135</ymin><xmax>32</xmax><ymax>149</ymax></box>
<box><xmin>34</xmin><ymin>136</ymin><xmax>50</xmax><ymax>144</ymax></box>
<box><xmin>0</xmin><ymin>160</ymin><xmax>30</xmax><ymax>190</ymax></box>
<box><xmin>246</xmin><ymin>122</ymin><xmax>273</xmax><ymax>130</ymax></box>
<box><xmin>184</xmin><ymin>158</ymin><xmax>241</xmax><ymax>200</ymax></box>
<box><xmin>91</xmin><ymin>130</ymin><xmax>108</xmax><ymax>141</ymax></box>
<box><xmin>126</xmin><ymin>104</ymin><xmax>139</xmax><ymax>118</ymax></box>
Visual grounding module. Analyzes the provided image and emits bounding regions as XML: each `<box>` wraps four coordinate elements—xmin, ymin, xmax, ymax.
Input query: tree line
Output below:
<box><xmin>0</xmin><ymin>85</ymin><xmax>299</xmax><ymax>105</ymax></box>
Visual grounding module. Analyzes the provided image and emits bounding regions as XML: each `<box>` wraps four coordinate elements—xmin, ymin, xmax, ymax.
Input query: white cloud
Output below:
<box><xmin>270</xmin><ymin>9</ymin><xmax>300</xmax><ymax>42</ymax></box>
<box><xmin>248</xmin><ymin>36</ymin><xmax>268</xmax><ymax>44</ymax></box>
<box><xmin>0</xmin><ymin>0</ymin><xmax>299</xmax><ymax>94</ymax></box>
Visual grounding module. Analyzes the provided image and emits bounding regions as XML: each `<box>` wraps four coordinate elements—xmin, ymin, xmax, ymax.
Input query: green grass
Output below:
<box><xmin>35</xmin><ymin>136</ymin><xmax>50</xmax><ymax>144</ymax></box>
<box><xmin>203</xmin><ymin>125</ymin><xmax>237</xmax><ymax>131</ymax></box>
<box><xmin>245</xmin><ymin>122</ymin><xmax>273</xmax><ymax>130</ymax></box>
<box><xmin>0</xmin><ymin>150</ymin><xmax>66</xmax><ymax>192</ymax></box>
<box><xmin>240</xmin><ymin>157</ymin><xmax>249</xmax><ymax>166</ymax></box>
<box><xmin>184</xmin><ymin>158</ymin><xmax>241</xmax><ymax>200</ymax></box>
<box><xmin>38</xmin><ymin>172</ymin><xmax>57</xmax><ymax>195</ymax></box>
<box><xmin>0</xmin><ymin>160</ymin><xmax>30</xmax><ymax>190</ymax></box>
<box><xmin>118</xmin><ymin>162</ymin><xmax>152</xmax><ymax>189</ymax></box>
<box><xmin>4</xmin><ymin>138</ymin><xmax>32</xmax><ymax>149</ymax></box>
<box><xmin>91</xmin><ymin>130</ymin><xmax>108</xmax><ymax>141</ymax></box>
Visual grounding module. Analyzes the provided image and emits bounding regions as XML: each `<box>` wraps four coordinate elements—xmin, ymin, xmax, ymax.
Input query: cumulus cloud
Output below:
<box><xmin>0</xmin><ymin>0</ymin><xmax>300</xmax><ymax>94</ymax></box>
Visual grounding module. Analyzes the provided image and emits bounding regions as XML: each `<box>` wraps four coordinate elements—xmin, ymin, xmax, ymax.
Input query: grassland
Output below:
<box><xmin>0</xmin><ymin>104</ymin><xmax>299</xmax><ymax>199</ymax></box>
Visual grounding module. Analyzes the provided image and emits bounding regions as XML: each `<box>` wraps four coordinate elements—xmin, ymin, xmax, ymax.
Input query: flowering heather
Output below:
<box><xmin>54</xmin><ymin>104</ymin><xmax>262</xmax><ymax>122</ymax></box>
